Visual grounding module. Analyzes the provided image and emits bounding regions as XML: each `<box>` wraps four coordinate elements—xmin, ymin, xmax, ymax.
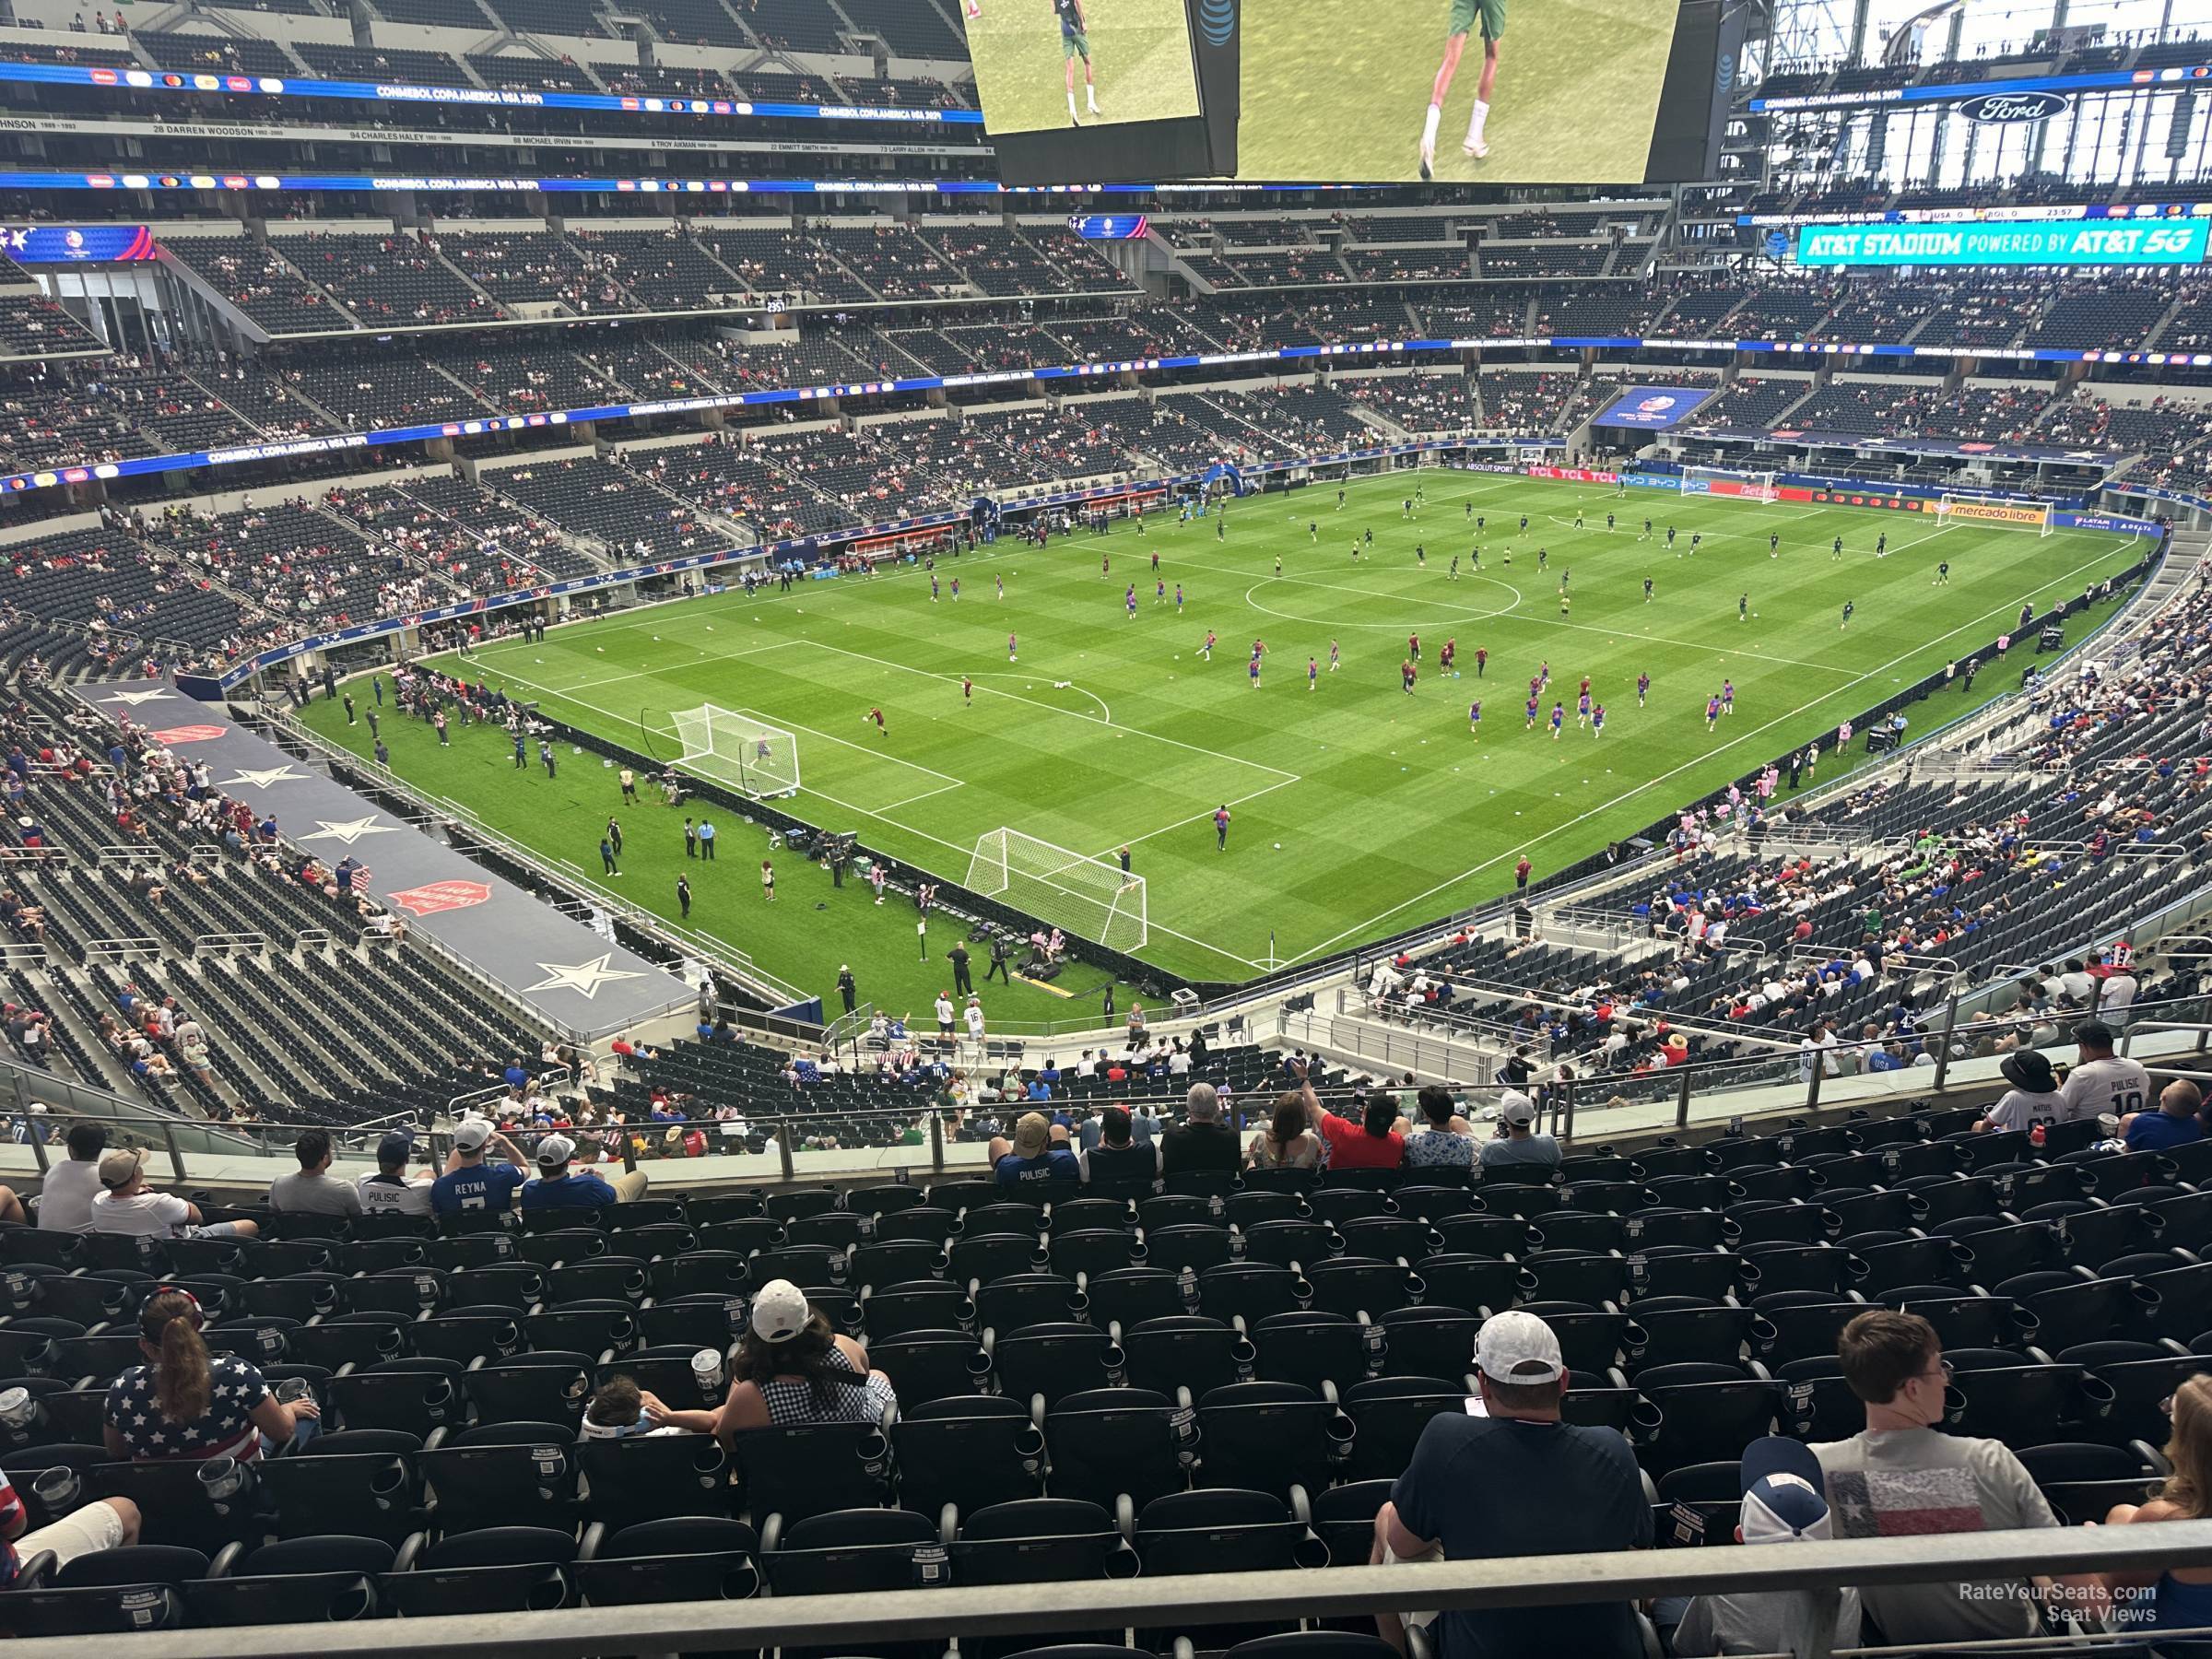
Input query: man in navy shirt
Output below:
<box><xmin>988</xmin><ymin>1112</ymin><xmax>1077</xmax><ymax>1186</ymax></box>
<box><xmin>2124</xmin><ymin>1078</ymin><xmax>2205</xmax><ymax>1151</ymax></box>
<box><xmin>1374</xmin><ymin>1310</ymin><xmax>1650</xmax><ymax>1657</ymax></box>
<box><xmin>521</xmin><ymin>1134</ymin><xmax>649</xmax><ymax>1207</ymax></box>
<box><xmin>429</xmin><ymin>1118</ymin><xmax>528</xmax><ymax>1217</ymax></box>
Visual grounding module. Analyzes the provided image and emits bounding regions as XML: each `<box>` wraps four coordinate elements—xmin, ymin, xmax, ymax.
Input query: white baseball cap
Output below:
<box><xmin>1500</xmin><ymin>1091</ymin><xmax>1537</xmax><ymax>1124</ymax></box>
<box><xmin>453</xmin><ymin>1119</ymin><xmax>493</xmax><ymax>1152</ymax></box>
<box><xmin>1475</xmin><ymin>1310</ymin><xmax>1565</xmax><ymax>1386</ymax></box>
<box><xmin>750</xmin><ymin>1279</ymin><xmax>811</xmax><ymax>1344</ymax></box>
<box><xmin>534</xmin><ymin>1133</ymin><xmax>577</xmax><ymax>1169</ymax></box>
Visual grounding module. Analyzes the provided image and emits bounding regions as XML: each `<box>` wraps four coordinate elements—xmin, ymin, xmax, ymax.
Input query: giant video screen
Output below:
<box><xmin>964</xmin><ymin>0</ymin><xmax>1204</xmax><ymax>135</ymax></box>
<box><xmin>1237</xmin><ymin>0</ymin><xmax>1685</xmax><ymax>183</ymax></box>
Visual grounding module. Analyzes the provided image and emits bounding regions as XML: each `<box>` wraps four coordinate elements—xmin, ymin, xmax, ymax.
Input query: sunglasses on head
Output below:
<box><xmin>144</xmin><ymin>1286</ymin><xmax>205</xmax><ymax>1326</ymax></box>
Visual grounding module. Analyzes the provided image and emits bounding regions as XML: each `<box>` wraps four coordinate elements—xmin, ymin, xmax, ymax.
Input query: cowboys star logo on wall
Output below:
<box><xmin>300</xmin><ymin>816</ymin><xmax>403</xmax><ymax>846</ymax></box>
<box><xmin>521</xmin><ymin>954</ymin><xmax>649</xmax><ymax>1000</ymax></box>
<box><xmin>217</xmin><ymin>766</ymin><xmax>309</xmax><ymax>790</ymax></box>
<box><xmin>101</xmin><ymin>689</ymin><xmax>176</xmax><ymax>707</ymax></box>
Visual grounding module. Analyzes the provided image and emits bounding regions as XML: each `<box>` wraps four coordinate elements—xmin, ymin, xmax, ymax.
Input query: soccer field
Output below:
<box><xmin>963</xmin><ymin>0</ymin><xmax>1200</xmax><ymax>135</ymax></box>
<box><xmin>1237</xmin><ymin>0</ymin><xmax>1678</xmax><ymax>183</ymax></box>
<box><xmin>303</xmin><ymin>472</ymin><xmax>2144</xmax><ymax>1011</ymax></box>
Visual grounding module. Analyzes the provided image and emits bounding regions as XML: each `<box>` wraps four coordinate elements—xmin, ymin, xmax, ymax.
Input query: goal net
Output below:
<box><xmin>1936</xmin><ymin>493</ymin><xmax>2055</xmax><ymax>536</ymax></box>
<box><xmin>671</xmin><ymin>703</ymin><xmax>800</xmax><ymax>797</ymax></box>
<box><xmin>1683</xmin><ymin>465</ymin><xmax>1780</xmax><ymax>503</ymax></box>
<box><xmin>965</xmin><ymin>828</ymin><xmax>1147</xmax><ymax>952</ymax></box>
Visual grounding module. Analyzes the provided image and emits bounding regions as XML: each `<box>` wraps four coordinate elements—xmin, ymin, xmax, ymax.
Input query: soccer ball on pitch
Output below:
<box><xmin>1273</xmin><ymin>841</ymin><xmax>1282</xmax><ymax>850</ymax></box>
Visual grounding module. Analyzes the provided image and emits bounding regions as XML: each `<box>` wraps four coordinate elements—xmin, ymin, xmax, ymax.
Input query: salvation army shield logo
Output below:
<box><xmin>387</xmin><ymin>879</ymin><xmax>492</xmax><ymax>917</ymax></box>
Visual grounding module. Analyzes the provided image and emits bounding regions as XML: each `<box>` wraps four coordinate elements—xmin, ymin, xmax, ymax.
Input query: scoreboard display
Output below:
<box><xmin>983</xmin><ymin>0</ymin><xmax>1731</xmax><ymax>186</ymax></box>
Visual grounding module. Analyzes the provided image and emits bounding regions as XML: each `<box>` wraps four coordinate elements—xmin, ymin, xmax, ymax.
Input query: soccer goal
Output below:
<box><xmin>1936</xmin><ymin>492</ymin><xmax>2055</xmax><ymax>536</ymax></box>
<box><xmin>1683</xmin><ymin>465</ymin><xmax>1780</xmax><ymax>503</ymax></box>
<box><xmin>671</xmin><ymin>703</ymin><xmax>800</xmax><ymax>797</ymax></box>
<box><xmin>966</xmin><ymin>828</ymin><xmax>1147</xmax><ymax>952</ymax></box>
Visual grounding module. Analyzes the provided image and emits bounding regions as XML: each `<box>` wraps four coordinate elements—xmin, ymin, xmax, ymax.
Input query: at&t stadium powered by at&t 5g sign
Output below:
<box><xmin>1796</xmin><ymin>218</ymin><xmax>2211</xmax><ymax>268</ymax></box>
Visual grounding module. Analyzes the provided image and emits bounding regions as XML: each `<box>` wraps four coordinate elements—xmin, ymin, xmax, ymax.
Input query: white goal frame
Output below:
<box><xmin>672</xmin><ymin>703</ymin><xmax>801</xmax><ymax>798</ymax></box>
<box><xmin>965</xmin><ymin>827</ymin><xmax>1147</xmax><ymax>952</ymax></box>
<box><xmin>1684</xmin><ymin>465</ymin><xmax>1780</xmax><ymax>503</ymax></box>
<box><xmin>1936</xmin><ymin>492</ymin><xmax>2056</xmax><ymax>536</ymax></box>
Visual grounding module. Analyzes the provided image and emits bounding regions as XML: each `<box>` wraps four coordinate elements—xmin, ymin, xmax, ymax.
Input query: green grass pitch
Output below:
<box><xmin>963</xmin><ymin>0</ymin><xmax>1200</xmax><ymax>135</ymax></box>
<box><xmin>302</xmin><ymin>472</ymin><xmax>2144</xmax><ymax>1018</ymax></box>
<box><xmin>1239</xmin><ymin>0</ymin><xmax>1678</xmax><ymax>183</ymax></box>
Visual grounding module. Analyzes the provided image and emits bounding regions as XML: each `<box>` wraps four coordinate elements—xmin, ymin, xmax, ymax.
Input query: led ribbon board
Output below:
<box><xmin>1796</xmin><ymin>219</ymin><xmax>2211</xmax><ymax>267</ymax></box>
<box><xmin>0</xmin><ymin>58</ymin><xmax>985</xmax><ymax>124</ymax></box>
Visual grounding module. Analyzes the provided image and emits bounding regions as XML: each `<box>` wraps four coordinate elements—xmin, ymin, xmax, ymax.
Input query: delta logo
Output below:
<box><xmin>387</xmin><ymin>877</ymin><xmax>491</xmax><ymax>917</ymax></box>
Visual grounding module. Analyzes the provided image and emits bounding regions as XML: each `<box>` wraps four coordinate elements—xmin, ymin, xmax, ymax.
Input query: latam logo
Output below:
<box><xmin>1957</xmin><ymin>90</ymin><xmax>2069</xmax><ymax>124</ymax></box>
<box><xmin>387</xmin><ymin>878</ymin><xmax>491</xmax><ymax>916</ymax></box>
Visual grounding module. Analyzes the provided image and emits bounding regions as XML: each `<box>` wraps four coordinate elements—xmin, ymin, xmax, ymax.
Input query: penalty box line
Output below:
<box><xmin>489</xmin><ymin>658</ymin><xmax>1266</xmax><ymax>966</ymax></box>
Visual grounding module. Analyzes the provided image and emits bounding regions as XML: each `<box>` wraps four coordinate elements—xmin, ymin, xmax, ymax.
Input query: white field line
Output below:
<box><xmin>487</xmin><ymin>661</ymin><xmax>1268</xmax><ymax>972</ymax></box>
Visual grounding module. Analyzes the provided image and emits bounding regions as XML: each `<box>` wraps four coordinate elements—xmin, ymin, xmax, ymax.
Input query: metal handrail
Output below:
<box><xmin>16</xmin><ymin>1519</ymin><xmax>2212</xmax><ymax>1659</ymax></box>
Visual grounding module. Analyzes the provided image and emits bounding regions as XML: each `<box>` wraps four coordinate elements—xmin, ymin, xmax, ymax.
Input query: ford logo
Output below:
<box><xmin>1957</xmin><ymin>89</ymin><xmax>2070</xmax><ymax>124</ymax></box>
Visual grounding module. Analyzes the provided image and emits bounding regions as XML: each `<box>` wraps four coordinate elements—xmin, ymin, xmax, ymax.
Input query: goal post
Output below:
<box><xmin>1936</xmin><ymin>493</ymin><xmax>2055</xmax><ymax>536</ymax></box>
<box><xmin>672</xmin><ymin>703</ymin><xmax>801</xmax><ymax>798</ymax></box>
<box><xmin>965</xmin><ymin>827</ymin><xmax>1147</xmax><ymax>952</ymax></box>
<box><xmin>1682</xmin><ymin>465</ymin><xmax>1780</xmax><ymax>502</ymax></box>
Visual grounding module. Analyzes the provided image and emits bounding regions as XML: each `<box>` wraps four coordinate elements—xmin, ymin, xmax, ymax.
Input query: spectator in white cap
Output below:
<box><xmin>1371</xmin><ymin>1309</ymin><xmax>1649</xmax><ymax>1656</ymax></box>
<box><xmin>429</xmin><ymin>1117</ymin><xmax>527</xmax><ymax>1218</ymax></box>
<box><xmin>521</xmin><ymin>1133</ymin><xmax>649</xmax><ymax>1210</ymax></box>
<box><xmin>1671</xmin><ymin>1436</ymin><xmax>1860</xmax><ymax>1656</ymax></box>
<box><xmin>645</xmin><ymin>1279</ymin><xmax>896</xmax><ymax>1437</ymax></box>
<box><xmin>1479</xmin><ymin>1090</ymin><xmax>1560</xmax><ymax>1174</ymax></box>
